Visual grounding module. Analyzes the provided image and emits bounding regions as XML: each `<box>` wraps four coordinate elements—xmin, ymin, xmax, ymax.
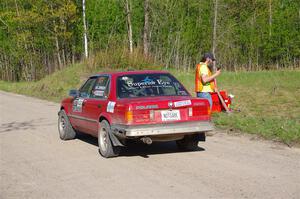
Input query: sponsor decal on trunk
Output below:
<box><xmin>136</xmin><ymin>105</ymin><xmax>159</xmax><ymax>110</ymax></box>
<box><xmin>174</xmin><ymin>100</ymin><xmax>191</xmax><ymax>107</ymax></box>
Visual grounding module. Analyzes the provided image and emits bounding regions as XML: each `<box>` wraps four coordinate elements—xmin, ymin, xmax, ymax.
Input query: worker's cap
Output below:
<box><xmin>203</xmin><ymin>52</ymin><xmax>216</xmax><ymax>61</ymax></box>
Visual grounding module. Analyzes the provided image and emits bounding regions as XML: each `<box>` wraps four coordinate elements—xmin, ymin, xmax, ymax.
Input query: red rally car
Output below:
<box><xmin>58</xmin><ymin>70</ymin><xmax>214</xmax><ymax>158</ymax></box>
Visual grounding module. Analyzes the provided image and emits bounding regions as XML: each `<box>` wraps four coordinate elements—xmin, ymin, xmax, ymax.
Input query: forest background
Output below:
<box><xmin>1</xmin><ymin>0</ymin><xmax>300</xmax><ymax>81</ymax></box>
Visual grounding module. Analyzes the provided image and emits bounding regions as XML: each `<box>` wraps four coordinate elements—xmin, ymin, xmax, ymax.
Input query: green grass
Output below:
<box><xmin>0</xmin><ymin>64</ymin><xmax>85</xmax><ymax>102</ymax></box>
<box><xmin>1</xmin><ymin>64</ymin><xmax>299</xmax><ymax>146</ymax></box>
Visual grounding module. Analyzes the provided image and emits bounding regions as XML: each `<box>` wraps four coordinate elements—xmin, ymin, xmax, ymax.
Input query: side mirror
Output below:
<box><xmin>69</xmin><ymin>89</ymin><xmax>79</xmax><ymax>98</ymax></box>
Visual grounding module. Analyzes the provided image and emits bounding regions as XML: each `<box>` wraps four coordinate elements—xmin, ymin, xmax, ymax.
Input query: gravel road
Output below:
<box><xmin>0</xmin><ymin>91</ymin><xmax>299</xmax><ymax>199</ymax></box>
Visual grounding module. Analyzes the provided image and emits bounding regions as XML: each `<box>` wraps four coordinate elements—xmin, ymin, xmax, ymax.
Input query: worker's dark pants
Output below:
<box><xmin>196</xmin><ymin>92</ymin><xmax>212</xmax><ymax>109</ymax></box>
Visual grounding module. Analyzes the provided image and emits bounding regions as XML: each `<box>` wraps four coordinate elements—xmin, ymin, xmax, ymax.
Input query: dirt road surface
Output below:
<box><xmin>0</xmin><ymin>91</ymin><xmax>299</xmax><ymax>199</ymax></box>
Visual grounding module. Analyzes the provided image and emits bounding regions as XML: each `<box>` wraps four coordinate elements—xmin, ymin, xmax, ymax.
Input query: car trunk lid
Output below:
<box><xmin>121</xmin><ymin>96</ymin><xmax>211</xmax><ymax>125</ymax></box>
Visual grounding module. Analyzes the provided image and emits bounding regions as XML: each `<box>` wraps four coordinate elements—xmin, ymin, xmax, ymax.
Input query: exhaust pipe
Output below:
<box><xmin>141</xmin><ymin>137</ymin><xmax>152</xmax><ymax>145</ymax></box>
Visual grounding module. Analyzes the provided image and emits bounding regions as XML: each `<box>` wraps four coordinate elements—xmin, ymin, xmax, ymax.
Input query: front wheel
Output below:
<box><xmin>98</xmin><ymin>120</ymin><xmax>120</xmax><ymax>158</ymax></box>
<box><xmin>58</xmin><ymin>110</ymin><xmax>76</xmax><ymax>140</ymax></box>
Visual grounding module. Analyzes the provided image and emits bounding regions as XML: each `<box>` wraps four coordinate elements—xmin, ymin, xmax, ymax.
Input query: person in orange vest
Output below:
<box><xmin>195</xmin><ymin>52</ymin><xmax>221</xmax><ymax>109</ymax></box>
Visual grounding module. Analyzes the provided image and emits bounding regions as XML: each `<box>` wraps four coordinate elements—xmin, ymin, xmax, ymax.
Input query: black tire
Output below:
<box><xmin>58</xmin><ymin>110</ymin><xmax>76</xmax><ymax>140</ymax></box>
<box><xmin>98</xmin><ymin>120</ymin><xmax>120</xmax><ymax>158</ymax></box>
<box><xmin>176</xmin><ymin>135</ymin><xmax>199</xmax><ymax>151</ymax></box>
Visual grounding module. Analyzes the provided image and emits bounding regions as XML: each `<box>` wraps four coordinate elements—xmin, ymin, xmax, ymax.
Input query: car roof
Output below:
<box><xmin>90</xmin><ymin>70</ymin><xmax>170</xmax><ymax>78</ymax></box>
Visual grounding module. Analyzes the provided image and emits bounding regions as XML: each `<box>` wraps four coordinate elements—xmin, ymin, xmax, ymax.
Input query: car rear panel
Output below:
<box><xmin>116</xmin><ymin>96</ymin><xmax>211</xmax><ymax>125</ymax></box>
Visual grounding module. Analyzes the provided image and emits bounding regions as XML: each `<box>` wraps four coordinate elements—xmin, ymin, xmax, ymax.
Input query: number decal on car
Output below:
<box><xmin>72</xmin><ymin>98</ymin><xmax>84</xmax><ymax>112</ymax></box>
<box><xmin>107</xmin><ymin>101</ymin><xmax>116</xmax><ymax>113</ymax></box>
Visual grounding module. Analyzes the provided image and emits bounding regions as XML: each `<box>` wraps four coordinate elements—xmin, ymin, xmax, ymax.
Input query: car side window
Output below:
<box><xmin>79</xmin><ymin>78</ymin><xmax>97</xmax><ymax>98</ymax></box>
<box><xmin>90</xmin><ymin>76</ymin><xmax>110</xmax><ymax>99</ymax></box>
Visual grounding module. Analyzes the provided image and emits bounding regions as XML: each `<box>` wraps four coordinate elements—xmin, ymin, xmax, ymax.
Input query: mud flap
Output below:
<box><xmin>108</xmin><ymin>129</ymin><xmax>124</xmax><ymax>147</ymax></box>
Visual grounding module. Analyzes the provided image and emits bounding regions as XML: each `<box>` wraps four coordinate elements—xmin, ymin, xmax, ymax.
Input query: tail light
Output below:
<box><xmin>192</xmin><ymin>104</ymin><xmax>211</xmax><ymax>116</ymax></box>
<box><xmin>207</xmin><ymin>106</ymin><xmax>211</xmax><ymax>115</ymax></box>
<box><xmin>125</xmin><ymin>110</ymin><xmax>133</xmax><ymax>123</ymax></box>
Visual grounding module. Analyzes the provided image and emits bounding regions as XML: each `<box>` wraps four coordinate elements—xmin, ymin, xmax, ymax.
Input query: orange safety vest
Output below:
<box><xmin>195</xmin><ymin>63</ymin><xmax>215</xmax><ymax>92</ymax></box>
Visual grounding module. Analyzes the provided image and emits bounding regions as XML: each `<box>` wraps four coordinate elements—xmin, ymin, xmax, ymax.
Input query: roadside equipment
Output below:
<box><xmin>216</xmin><ymin>91</ymin><xmax>231</xmax><ymax>113</ymax></box>
<box><xmin>211</xmin><ymin>91</ymin><xmax>232</xmax><ymax>113</ymax></box>
<box><xmin>211</xmin><ymin>70</ymin><xmax>232</xmax><ymax>114</ymax></box>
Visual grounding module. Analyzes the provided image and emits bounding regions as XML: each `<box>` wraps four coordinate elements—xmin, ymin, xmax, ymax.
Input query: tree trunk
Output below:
<box><xmin>30</xmin><ymin>43</ymin><xmax>36</xmax><ymax>81</ymax></box>
<box><xmin>14</xmin><ymin>0</ymin><xmax>19</xmax><ymax>16</ymax></box>
<box><xmin>51</xmin><ymin>4</ymin><xmax>62</xmax><ymax>71</ymax></box>
<box><xmin>72</xmin><ymin>45</ymin><xmax>75</xmax><ymax>64</ymax></box>
<box><xmin>125</xmin><ymin>0</ymin><xmax>133</xmax><ymax>53</ymax></box>
<box><xmin>61</xmin><ymin>41</ymin><xmax>66</xmax><ymax>67</ymax></box>
<box><xmin>6</xmin><ymin>55</ymin><xmax>9</xmax><ymax>81</ymax></box>
<box><xmin>269</xmin><ymin>0</ymin><xmax>272</xmax><ymax>38</ymax></box>
<box><xmin>82</xmin><ymin>0</ymin><xmax>88</xmax><ymax>58</ymax></box>
<box><xmin>143</xmin><ymin>0</ymin><xmax>149</xmax><ymax>57</ymax></box>
<box><xmin>175</xmin><ymin>34</ymin><xmax>180</xmax><ymax>69</ymax></box>
<box><xmin>43</xmin><ymin>52</ymin><xmax>47</xmax><ymax>75</ymax></box>
<box><xmin>55</xmin><ymin>34</ymin><xmax>62</xmax><ymax>70</ymax></box>
<box><xmin>212</xmin><ymin>0</ymin><xmax>218</xmax><ymax>72</ymax></box>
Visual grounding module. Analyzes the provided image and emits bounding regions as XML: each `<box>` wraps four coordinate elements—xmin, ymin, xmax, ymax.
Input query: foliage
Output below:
<box><xmin>1</xmin><ymin>0</ymin><xmax>300</xmax><ymax>81</ymax></box>
<box><xmin>0</xmin><ymin>0</ymin><xmax>80</xmax><ymax>81</ymax></box>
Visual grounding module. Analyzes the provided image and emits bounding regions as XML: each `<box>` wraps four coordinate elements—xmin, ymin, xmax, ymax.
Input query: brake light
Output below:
<box><xmin>192</xmin><ymin>104</ymin><xmax>211</xmax><ymax>116</ymax></box>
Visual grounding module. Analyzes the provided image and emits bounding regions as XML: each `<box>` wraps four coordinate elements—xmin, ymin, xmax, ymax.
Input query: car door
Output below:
<box><xmin>69</xmin><ymin>77</ymin><xmax>97</xmax><ymax>133</ymax></box>
<box><xmin>80</xmin><ymin>75</ymin><xmax>111</xmax><ymax>136</ymax></box>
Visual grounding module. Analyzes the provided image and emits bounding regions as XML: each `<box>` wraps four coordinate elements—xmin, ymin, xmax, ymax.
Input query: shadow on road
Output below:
<box><xmin>76</xmin><ymin>133</ymin><xmax>205</xmax><ymax>158</ymax></box>
<box><xmin>0</xmin><ymin>118</ymin><xmax>55</xmax><ymax>133</ymax></box>
<box><xmin>120</xmin><ymin>141</ymin><xmax>205</xmax><ymax>158</ymax></box>
<box><xmin>76</xmin><ymin>132</ymin><xmax>98</xmax><ymax>146</ymax></box>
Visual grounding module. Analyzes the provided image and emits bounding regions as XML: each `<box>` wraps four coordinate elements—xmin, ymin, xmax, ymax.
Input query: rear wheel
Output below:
<box><xmin>176</xmin><ymin>135</ymin><xmax>199</xmax><ymax>151</ymax></box>
<box><xmin>98</xmin><ymin>120</ymin><xmax>120</xmax><ymax>158</ymax></box>
<box><xmin>58</xmin><ymin>110</ymin><xmax>76</xmax><ymax>140</ymax></box>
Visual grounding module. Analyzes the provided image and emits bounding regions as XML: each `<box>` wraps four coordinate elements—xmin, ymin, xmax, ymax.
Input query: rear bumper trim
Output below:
<box><xmin>112</xmin><ymin>121</ymin><xmax>214</xmax><ymax>137</ymax></box>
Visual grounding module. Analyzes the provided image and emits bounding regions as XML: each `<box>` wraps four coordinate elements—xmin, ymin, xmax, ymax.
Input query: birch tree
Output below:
<box><xmin>143</xmin><ymin>0</ymin><xmax>149</xmax><ymax>57</ymax></box>
<box><xmin>124</xmin><ymin>0</ymin><xmax>133</xmax><ymax>53</ymax></box>
<box><xmin>82</xmin><ymin>0</ymin><xmax>88</xmax><ymax>58</ymax></box>
<box><xmin>212</xmin><ymin>0</ymin><xmax>218</xmax><ymax>71</ymax></box>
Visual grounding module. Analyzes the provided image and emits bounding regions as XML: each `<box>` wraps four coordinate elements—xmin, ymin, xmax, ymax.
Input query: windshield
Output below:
<box><xmin>117</xmin><ymin>73</ymin><xmax>190</xmax><ymax>98</ymax></box>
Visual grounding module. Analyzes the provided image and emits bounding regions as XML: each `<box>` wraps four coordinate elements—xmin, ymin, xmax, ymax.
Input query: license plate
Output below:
<box><xmin>161</xmin><ymin>110</ymin><xmax>181</xmax><ymax>121</ymax></box>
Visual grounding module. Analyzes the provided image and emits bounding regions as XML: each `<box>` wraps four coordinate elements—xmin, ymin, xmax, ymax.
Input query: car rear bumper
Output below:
<box><xmin>112</xmin><ymin>121</ymin><xmax>214</xmax><ymax>137</ymax></box>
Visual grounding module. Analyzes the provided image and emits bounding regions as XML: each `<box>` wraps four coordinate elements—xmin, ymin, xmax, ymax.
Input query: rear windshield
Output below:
<box><xmin>117</xmin><ymin>73</ymin><xmax>189</xmax><ymax>98</ymax></box>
